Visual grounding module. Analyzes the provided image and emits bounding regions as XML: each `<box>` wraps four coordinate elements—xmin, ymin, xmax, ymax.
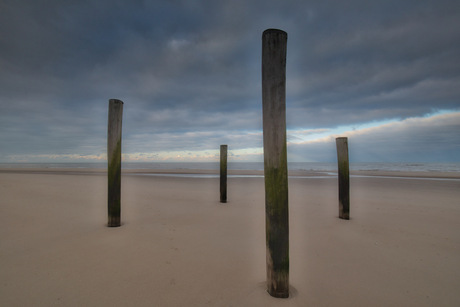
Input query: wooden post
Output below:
<box><xmin>107</xmin><ymin>99</ymin><xmax>123</xmax><ymax>227</ymax></box>
<box><xmin>336</xmin><ymin>137</ymin><xmax>350</xmax><ymax>220</ymax></box>
<box><xmin>262</xmin><ymin>29</ymin><xmax>289</xmax><ymax>298</ymax></box>
<box><xmin>220</xmin><ymin>145</ymin><xmax>228</xmax><ymax>203</ymax></box>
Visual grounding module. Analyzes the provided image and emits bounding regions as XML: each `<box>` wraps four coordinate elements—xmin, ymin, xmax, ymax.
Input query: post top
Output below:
<box><xmin>336</xmin><ymin>137</ymin><xmax>348</xmax><ymax>140</ymax></box>
<box><xmin>109</xmin><ymin>99</ymin><xmax>124</xmax><ymax>104</ymax></box>
<box><xmin>263</xmin><ymin>28</ymin><xmax>287</xmax><ymax>38</ymax></box>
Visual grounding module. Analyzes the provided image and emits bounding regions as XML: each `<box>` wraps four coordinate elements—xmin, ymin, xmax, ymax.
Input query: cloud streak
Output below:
<box><xmin>288</xmin><ymin>112</ymin><xmax>460</xmax><ymax>162</ymax></box>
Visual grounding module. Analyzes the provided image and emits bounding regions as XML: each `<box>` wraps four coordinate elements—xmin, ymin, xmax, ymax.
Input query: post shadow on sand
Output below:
<box><xmin>107</xmin><ymin>99</ymin><xmax>123</xmax><ymax>227</ymax></box>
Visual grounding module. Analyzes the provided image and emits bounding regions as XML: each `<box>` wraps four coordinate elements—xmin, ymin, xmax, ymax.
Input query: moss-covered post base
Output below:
<box><xmin>220</xmin><ymin>145</ymin><xmax>228</xmax><ymax>203</ymax></box>
<box><xmin>107</xmin><ymin>99</ymin><xmax>123</xmax><ymax>227</ymax></box>
<box><xmin>262</xmin><ymin>28</ymin><xmax>289</xmax><ymax>298</ymax></box>
<box><xmin>336</xmin><ymin>137</ymin><xmax>350</xmax><ymax>220</ymax></box>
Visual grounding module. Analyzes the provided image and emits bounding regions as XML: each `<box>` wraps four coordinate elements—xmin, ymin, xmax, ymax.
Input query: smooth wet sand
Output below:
<box><xmin>1</xmin><ymin>169</ymin><xmax>459</xmax><ymax>306</ymax></box>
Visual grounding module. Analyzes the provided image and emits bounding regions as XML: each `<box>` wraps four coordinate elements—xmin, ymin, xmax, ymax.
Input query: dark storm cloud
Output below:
<box><xmin>0</xmin><ymin>0</ymin><xmax>459</xmax><ymax>161</ymax></box>
<box><xmin>285</xmin><ymin>0</ymin><xmax>460</xmax><ymax>127</ymax></box>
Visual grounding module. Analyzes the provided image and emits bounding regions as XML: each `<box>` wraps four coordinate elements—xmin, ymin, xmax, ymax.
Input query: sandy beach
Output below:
<box><xmin>1</xmin><ymin>168</ymin><xmax>459</xmax><ymax>306</ymax></box>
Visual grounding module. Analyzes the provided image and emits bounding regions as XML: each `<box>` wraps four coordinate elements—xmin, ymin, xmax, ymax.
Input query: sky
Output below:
<box><xmin>1</xmin><ymin>0</ymin><xmax>459</xmax><ymax>163</ymax></box>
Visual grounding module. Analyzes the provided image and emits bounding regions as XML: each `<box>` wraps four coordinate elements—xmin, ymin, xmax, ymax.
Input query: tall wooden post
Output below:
<box><xmin>220</xmin><ymin>145</ymin><xmax>228</xmax><ymax>203</ymax></box>
<box><xmin>107</xmin><ymin>99</ymin><xmax>123</xmax><ymax>227</ymax></box>
<box><xmin>336</xmin><ymin>137</ymin><xmax>350</xmax><ymax>220</ymax></box>
<box><xmin>262</xmin><ymin>29</ymin><xmax>289</xmax><ymax>298</ymax></box>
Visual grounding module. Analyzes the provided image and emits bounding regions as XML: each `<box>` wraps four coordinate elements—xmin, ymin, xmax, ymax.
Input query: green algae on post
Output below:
<box><xmin>107</xmin><ymin>99</ymin><xmax>123</xmax><ymax>227</ymax></box>
<box><xmin>220</xmin><ymin>145</ymin><xmax>228</xmax><ymax>203</ymax></box>
<box><xmin>336</xmin><ymin>137</ymin><xmax>350</xmax><ymax>220</ymax></box>
<box><xmin>262</xmin><ymin>28</ymin><xmax>289</xmax><ymax>298</ymax></box>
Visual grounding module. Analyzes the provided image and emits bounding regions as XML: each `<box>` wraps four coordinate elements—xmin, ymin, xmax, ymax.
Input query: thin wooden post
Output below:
<box><xmin>107</xmin><ymin>99</ymin><xmax>123</xmax><ymax>227</ymax></box>
<box><xmin>336</xmin><ymin>137</ymin><xmax>350</xmax><ymax>220</ymax></box>
<box><xmin>220</xmin><ymin>145</ymin><xmax>228</xmax><ymax>203</ymax></box>
<box><xmin>262</xmin><ymin>28</ymin><xmax>289</xmax><ymax>298</ymax></box>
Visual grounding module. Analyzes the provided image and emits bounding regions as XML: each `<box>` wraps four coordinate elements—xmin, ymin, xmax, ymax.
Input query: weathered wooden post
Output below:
<box><xmin>336</xmin><ymin>137</ymin><xmax>350</xmax><ymax>220</ymax></box>
<box><xmin>262</xmin><ymin>29</ymin><xmax>289</xmax><ymax>298</ymax></box>
<box><xmin>220</xmin><ymin>145</ymin><xmax>228</xmax><ymax>203</ymax></box>
<box><xmin>107</xmin><ymin>99</ymin><xmax>123</xmax><ymax>227</ymax></box>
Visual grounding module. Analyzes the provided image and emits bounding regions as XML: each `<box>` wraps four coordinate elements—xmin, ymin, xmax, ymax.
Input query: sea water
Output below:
<box><xmin>1</xmin><ymin>162</ymin><xmax>459</xmax><ymax>173</ymax></box>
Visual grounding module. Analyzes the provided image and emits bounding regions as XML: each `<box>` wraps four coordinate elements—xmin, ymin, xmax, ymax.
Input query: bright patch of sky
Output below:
<box><xmin>288</xmin><ymin>109</ymin><xmax>457</xmax><ymax>144</ymax></box>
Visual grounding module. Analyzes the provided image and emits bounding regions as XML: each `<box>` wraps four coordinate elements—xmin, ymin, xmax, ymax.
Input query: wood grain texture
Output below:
<box><xmin>220</xmin><ymin>145</ymin><xmax>227</xmax><ymax>203</ymax></box>
<box><xmin>107</xmin><ymin>99</ymin><xmax>123</xmax><ymax>227</ymax></box>
<box><xmin>336</xmin><ymin>137</ymin><xmax>350</xmax><ymax>220</ymax></box>
<box><xmin>262</xmin><ymin>29</ymin><xmax>289</xmax><ymax>298</ymax></box>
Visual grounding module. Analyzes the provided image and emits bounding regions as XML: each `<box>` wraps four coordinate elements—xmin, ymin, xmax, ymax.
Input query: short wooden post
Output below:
<box><xmin>336</xmin><ymin>137</ymin><xmax>350</xmax><ymax>220</ymax></box>
<box><xmin>107</xmin><ymin>99</ymin><xmax>123</xmax><ymax>227</ymax></box>
<box><xmin>262</xmin><ymin>29</ymin><xmax>289</xmax><ymax>298</ymax></box>
<box><xmin>220</xmin><ymin>145</ymin><xmax>228</xmax><ymax>203</ymax></box>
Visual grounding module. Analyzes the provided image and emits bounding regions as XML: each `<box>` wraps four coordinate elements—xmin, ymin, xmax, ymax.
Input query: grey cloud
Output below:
<box><xmin>286</xmin><ymin>0</ymin><xmax>460</xmax><ymax>126</ymax></box>
<box><xmin>124</xmin><ymin>129</ymin><xmax>262</xmax><ymax>154</ymax></box>
<box><xmin>1</xmin><ymin>0</ymin><xmax>459</xmax><ymax>161</ymax></box>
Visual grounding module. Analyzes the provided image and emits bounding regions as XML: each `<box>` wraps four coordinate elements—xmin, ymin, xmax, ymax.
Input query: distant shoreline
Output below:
<box><xmin>1</xmin><ymin>161</ymin><xmax>459</xmax><ymax>173</ymax></box>
<box><xmin>1</xmin><ymin>167</ymin><xmax>459</xmax><ymax>180</ymax></box>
